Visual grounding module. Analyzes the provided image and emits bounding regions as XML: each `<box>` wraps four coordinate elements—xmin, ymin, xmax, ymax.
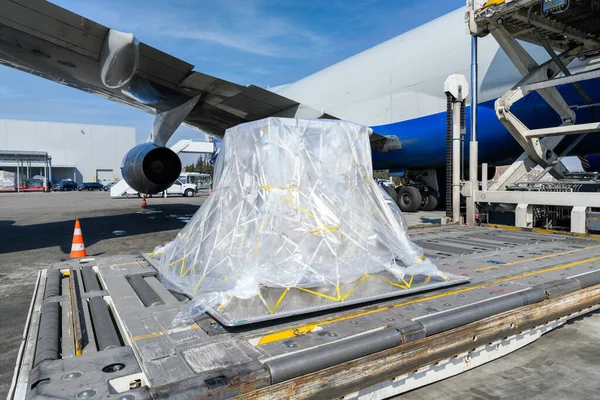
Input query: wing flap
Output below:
<box><xmin>138</xmin><ymin>43</ymin><xmax>193</xmax><ymax>87</ymax></box>
<box><xmin>178</xmin><ymin>71</ymin><xmax>244</xmax><ymax>97</ymax></box>
<box><xmin>221</xmin><ymin>94</ymin><xmax>290</xmax><ymax>118</ymax></box>
<box><xmin>1</xmin><ymin>0</ymin><xmax>105</xmax><ymax>59</ymax></box>
<box><xmin>242</xmin><ymin>85</ymin><xmax>298</xmax><ymax>109</ymax></box>
<box><xmin>11</xmin><ymin>0</ymin><xmax>107</xmax><ymax>39</ymax></box>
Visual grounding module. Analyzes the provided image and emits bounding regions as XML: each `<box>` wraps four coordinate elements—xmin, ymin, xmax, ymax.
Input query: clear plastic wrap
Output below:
<box><xmin>156</xmin><ymin>117</ymin><xmax>446</xmax><ymax>324</ymax></box>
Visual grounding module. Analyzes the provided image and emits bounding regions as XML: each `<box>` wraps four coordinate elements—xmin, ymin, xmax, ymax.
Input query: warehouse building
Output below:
<box><xmin>0</xmin><ymin>119</ymin><xmax>135</xmax><ymax>186</ymax></box>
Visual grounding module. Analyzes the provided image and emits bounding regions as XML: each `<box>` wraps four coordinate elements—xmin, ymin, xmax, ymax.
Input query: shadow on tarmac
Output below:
<box><xmin>0</xmin><ymin>203</ymin><xmax>201</xmax><ymax>255</ymax></box>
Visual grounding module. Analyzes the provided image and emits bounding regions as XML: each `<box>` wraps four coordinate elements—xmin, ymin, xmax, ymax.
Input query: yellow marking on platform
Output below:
<box><xmin>97</xmin><ymin>260</ymin><xmax>145</xmax><ymax>269</ymax></box>
<box><xmin>132</xmin><ymin>324</ymin><xmax>201</xmax><ymax>341</ymax></box>
<box><xmin>485</xmin><ymin>224</ymin><xmax>600</xmax><ymax>239</ymax></box>
<box><xmin>132</xmin><ymin>331</ymin><xmax>165</xmax><ymax>341</ymax></box>
<box><xmin>256</xmin><ymin>256</ymin><xmax>600</xmax><ymax>346</ymax></box>
<box><xmin>476</xmin><ymin>244</ymin><xmax>600</xmax><ymax>271</ymax></box>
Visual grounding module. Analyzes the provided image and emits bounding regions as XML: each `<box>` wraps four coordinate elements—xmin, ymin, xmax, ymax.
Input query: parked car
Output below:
<box><xmin>103</xmin><ymin>181</ymin><xmax>117</xmax><ymax>191</ymax></box>
<box><xmin>53</xmin><ymin>179</ymin><xmax>78</xmax><ymax>191</ymax></box>
<box><xmin>78</xmin><ymin>182</ymin><xmax>104</xmax><ymax>191</ymax></box>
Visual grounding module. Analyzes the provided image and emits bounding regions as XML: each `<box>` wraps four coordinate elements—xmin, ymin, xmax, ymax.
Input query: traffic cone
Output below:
<box><xmin>141</xmin><ymin>196</ymin><xmax>147</xmax><ymax>208</ymax></box>
<box><xmin>70</xmin><ymin>219</ymin><xmax>87</xmax><ymax>259</ymax></box>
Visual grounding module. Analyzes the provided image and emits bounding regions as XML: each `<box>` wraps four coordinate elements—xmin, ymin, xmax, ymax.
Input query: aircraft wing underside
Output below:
<box><xmin>0</xmin><ymin>0</ymin><xmax>384</xmax><ymax>145</ymax></box>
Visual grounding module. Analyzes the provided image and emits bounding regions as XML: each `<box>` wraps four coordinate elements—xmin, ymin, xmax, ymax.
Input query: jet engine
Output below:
<box><xmin>121</xmin><ymin>143</ymin><xmax>181</xmax><ymax>194</ymax></box>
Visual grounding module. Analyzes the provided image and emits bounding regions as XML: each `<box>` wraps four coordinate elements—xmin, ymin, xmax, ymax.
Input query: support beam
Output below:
<box><xmin>571</xmin><ymin>206</ymin><xmax>589</xmax><ymax>234</ymax></box>
<box><xmin>490</xmin><ymin>24</ymin><xmax>576</xmax><ymax>123</ymax></box>
<box><xmin>475</xmin><ymin>190</ymin><xmax>600</xmax><ymax>208</ymax></box>
<box><xmin>148</xmin><ymin>95</ymin><xmax>201</xmax><ymax>147</ymax></box>
<box><xmin>525</xmin><ymin>122</ymin><xmax>600</xmax><ymax>138</ymax></box>
<box><xmin>515</xmin><ymin>204</ymin><xmax>533</xmax><ymax>228</ymax></box>
<box><xmin>523</xmin><ymin>68</ymin><xmax>600</xmax><ymax>93</ymax></box>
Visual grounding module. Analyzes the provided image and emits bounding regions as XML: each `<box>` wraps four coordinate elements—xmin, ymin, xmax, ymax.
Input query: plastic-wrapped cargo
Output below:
<box><xmin>0</xmin><ymin>170</ymin><xmax>16</xmax><ymax>191</ymax></box>
<box><xmin>156</xmin><ymin>117</ymin><xmax>447</xmax><ymax>324</ymax></box>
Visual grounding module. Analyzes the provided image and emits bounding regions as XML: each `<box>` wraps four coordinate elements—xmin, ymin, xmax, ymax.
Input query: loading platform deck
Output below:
<box><xmin>10</xmin><ymin>225</ymin><xmax>600</xmax><ymax>399</ymax></box>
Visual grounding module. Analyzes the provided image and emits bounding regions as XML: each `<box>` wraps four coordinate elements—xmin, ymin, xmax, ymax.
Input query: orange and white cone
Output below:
<box><xmin>141</xmin><ymin>196</ymin><xmax>147</xmax><ymax>208</ymax></box>
<box><xmin>70</xmin><ymin>219</ymin><xmax>87</xmax><ymax>259</ymax></box>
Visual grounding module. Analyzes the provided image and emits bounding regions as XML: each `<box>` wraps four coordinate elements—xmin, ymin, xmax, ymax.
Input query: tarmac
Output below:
<box><xmin>1</xmin><ymin>191</ymin><xmax>598</xmax><ymax>399</ymax></box>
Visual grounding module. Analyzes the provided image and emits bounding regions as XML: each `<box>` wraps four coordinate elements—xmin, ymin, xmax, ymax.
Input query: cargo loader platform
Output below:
<box><xmin>10</xmin><ymin>225</ymin><xmax>600</xmax><ymax>399</ymax></box>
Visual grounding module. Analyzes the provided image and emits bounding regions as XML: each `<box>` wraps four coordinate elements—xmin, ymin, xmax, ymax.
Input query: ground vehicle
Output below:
<box><xmin>165</xmin><ymin>179</ymin><xmax>197</xmax><ymax>197</ymax></box>
<box><xmin>77</xmin><ymin>182</ymin><xmax>104</xmax><ymax>191</ymax></box>
<box><xmin>52</xmin><ymin>179</ymin><xmax>78</xmax><ymax>191</ymax></box>
<box><xmin>103</xmin><ymin>181</ymin><xmax>117</xmax><ymax>191</ymax></box>
<box><xmin>125</xmin><ymin>179</ymin><xmax>197</xmax><ymax>198</ymax></box>
<box><xmin>179</xmin><ymin>172</ymin><xmax>211</xmax><ymax>190</ymax></box>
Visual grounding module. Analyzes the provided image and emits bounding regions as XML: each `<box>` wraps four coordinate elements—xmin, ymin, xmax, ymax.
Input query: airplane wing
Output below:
<box><xmin>0</xmin><ymin>0</ymin><xmax>391</xmax><ymax>150</ymax></box>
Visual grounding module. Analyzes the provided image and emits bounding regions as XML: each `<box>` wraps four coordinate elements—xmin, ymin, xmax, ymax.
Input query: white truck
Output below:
<box><xmin>123</xmin><ymin>179</ymin><xmax>197</xmax><ymax>198</ymax></box>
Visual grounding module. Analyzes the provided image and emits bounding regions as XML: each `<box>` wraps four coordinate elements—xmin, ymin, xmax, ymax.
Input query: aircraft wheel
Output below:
<box><xmin>396</xmin><ymin>186</ymin><xmax>422</xmax><ymax>212</ymax></box>
<box><xmin>383</xmin><ymin>185</ymin><xmax>397</xmax><ymax>203</ymax></box>
<box><xmin>420</xmin><ymin>187</ymin><xmax>439</xmax><ymax>211</ymax></box>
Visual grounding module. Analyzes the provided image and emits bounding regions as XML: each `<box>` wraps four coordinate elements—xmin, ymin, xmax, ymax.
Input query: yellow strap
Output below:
<box><xmin>341</xmin><ymin>274</ymin><xmax>369</xmax><ymax>301</ymax></box>
<box><xmin>483</xmin><ymin>0</ymin><xmax>505</xmax><ymax>7</ymax></box>
<box><xmin>296</xmin><ymin>286</ymin><xmax>340</xmax><ymax>302</ymax></box>
<box><xmin>269</xmin><ymin>287</ymin><xmax>290</xmax><ymax>314</ymax></box>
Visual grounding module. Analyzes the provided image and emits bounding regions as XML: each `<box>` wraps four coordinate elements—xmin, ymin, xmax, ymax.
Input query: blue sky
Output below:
<box><xmin>0</xmin><ymin>0</ymin><xmax>464</xmax><ymax>151</ymax></box>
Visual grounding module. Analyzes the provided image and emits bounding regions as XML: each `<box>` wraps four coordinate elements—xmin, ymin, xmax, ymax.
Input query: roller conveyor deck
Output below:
<box><xmin>10</xmin><ymin>225</ymin><xmax>600</xmax><ymax>399</ymax></box>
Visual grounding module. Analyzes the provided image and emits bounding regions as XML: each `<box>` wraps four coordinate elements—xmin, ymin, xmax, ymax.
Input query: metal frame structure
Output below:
<box><xmin>0</xmin><ymin>150</ymin><xmax>52</xmax><ymax>192</ymax></box>
<box><xmin>466</xmin><ymin>0</ymin><xmax>600</xmax><ymax>233</ymax></box>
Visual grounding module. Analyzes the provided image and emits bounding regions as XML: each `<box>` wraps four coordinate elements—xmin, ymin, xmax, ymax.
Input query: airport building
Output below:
<box><xmin>0</xmin><ymin>119</ymin><xmax>135</xmax><ymax>185</ymax></box>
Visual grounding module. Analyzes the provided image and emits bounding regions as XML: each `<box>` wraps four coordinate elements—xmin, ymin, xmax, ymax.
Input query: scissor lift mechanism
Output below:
<box><xmin>466</xmin><ymin>0</ymin><xmax>600</xmax><ymax>232</ymax></box>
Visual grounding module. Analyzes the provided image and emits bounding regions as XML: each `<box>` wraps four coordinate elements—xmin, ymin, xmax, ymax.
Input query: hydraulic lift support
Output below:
<box><xmin>444</xmin><ymin>75</ymin><xmax>469</xmax><ymax>223</ymax></box>
<box><xmin>466</xmin><ymin>0</ymin><xmax>600</xmax><ymax>233</ymax></box>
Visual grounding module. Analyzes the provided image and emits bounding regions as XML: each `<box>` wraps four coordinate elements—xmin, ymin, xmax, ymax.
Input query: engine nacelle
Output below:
<box><xmin>121</xmin><ymin>143</ymin><xmax>181</xmax><ymax>194</ymax></box>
